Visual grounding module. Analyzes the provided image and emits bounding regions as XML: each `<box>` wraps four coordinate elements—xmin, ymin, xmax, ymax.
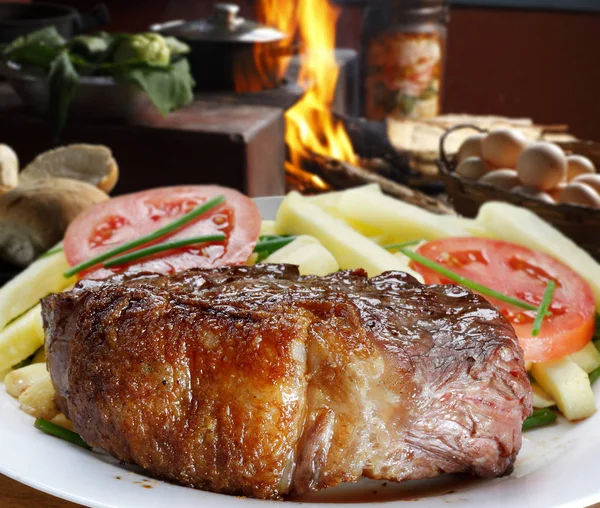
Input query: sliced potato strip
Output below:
<box><xmin>259</xmin><ymin>220</ymin><xmax>277</xmax><ymax>237</ymax></box>
<box><xmin>531</xmin><ymin>381</ymin><xmax>555</xmax><ymax>409</ymax></box>
<box><xmin>477</xmin><ymin>202</ymin><xmax>600</xmax><ymax>311</ymax></box>
<box><xmin>569</xmin><ymin>342</ymin><xmax>600</xmax><ymax>374</ymax></box>
<box><xmin>263</xmin><ymin>235</ymin><xmax>339</xmax><ymax>276</ymax></box>
<box><xmin>531</xmin><ymin>357</ymin><xmax>596</xmax><ymax>420</ymax></box>
<box><xmin>275</xmin><ymin>192</ymin><xmax>423</xmax><ymax>280</ymax></box>
<box><xmin>311</xmin><ymin>185</ymin><xmax>469</xmax><ymax>243</ymax></box>
<box><xmin>4</xmin><ymin>363</ymin><xmax>48</xmax><ymax>398</ymax></box>
<box><xmin>51</xmin><ymin>413</ymin><xmax>74</xmax><ymax>431</ymax></box>
<box><xmin>0</xmin><ymin>304</ymin><xmax>44</xmax><ymax>372</ymax></box>
<box><xmin>0</xmin><ymin>248</ymin><xmax>74</xmax><ymax>331</ymax></box>
<box><xmin>33</xmin><ymin>347</ymin><xmax>46</xmax><ymax>364</ymax></box>
<box><xmin>18</xmin><ymin>374</ymin><xmax>58</xmax><ymax>420</ymax></box>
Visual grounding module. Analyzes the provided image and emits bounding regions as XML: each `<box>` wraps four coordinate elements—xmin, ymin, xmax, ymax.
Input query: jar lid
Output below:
<box><xmin>151</xmin><ymin>3</ymin><xmax>285</xmax><ymax>44</ymax></box>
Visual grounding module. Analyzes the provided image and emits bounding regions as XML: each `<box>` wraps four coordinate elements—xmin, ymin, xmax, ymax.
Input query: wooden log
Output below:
<box><xmin>303</xmin><ymin>152</ymin><xmax>455</xmax><ymax>215</ymax></box>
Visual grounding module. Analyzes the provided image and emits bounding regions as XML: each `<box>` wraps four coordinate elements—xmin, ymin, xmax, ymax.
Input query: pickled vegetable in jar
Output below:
<box><xmin>362</xmin><ymin>0</ymin><xmax>448</xmax><ymax>121</ymax></box>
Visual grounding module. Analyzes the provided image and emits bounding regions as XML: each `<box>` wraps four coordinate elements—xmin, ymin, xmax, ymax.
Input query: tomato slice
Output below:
<box><xmin>64</xmin><ymin>185</ymin><xmax>261</xmax><ymax>279</ymax></box>
<box><xmin>410</xmin><ymin>237</ymin><xmax>595</xmax><ymax>363</ymax></box>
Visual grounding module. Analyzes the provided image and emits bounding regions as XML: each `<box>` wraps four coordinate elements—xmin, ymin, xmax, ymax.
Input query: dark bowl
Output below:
<box><xmin>3</xmin><ymin>61</ymin><xmax>151</xmax><ymax>121</ymax></box>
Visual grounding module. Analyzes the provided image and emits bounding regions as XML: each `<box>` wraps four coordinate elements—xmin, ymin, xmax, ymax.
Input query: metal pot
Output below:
<box><xmin>150</xmin><ymin>3</ymin><xmax>291</xmax><ymax>92</ymax></box>
<box><xmin>0</xmin><ymin>2</ymin><xmax>109</xmax><ymax>45</ymax></box>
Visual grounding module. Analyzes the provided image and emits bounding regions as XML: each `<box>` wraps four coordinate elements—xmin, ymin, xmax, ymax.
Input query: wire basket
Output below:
<box><xmin>437</xmin><ymin>124</ymin><xmax>600</xmax><ymax>260</ymax></box>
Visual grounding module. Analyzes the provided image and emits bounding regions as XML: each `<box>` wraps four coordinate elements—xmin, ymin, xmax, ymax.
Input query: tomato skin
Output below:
<box><xmin>410</xmin><ymin>237</ymin><xmax>596</xmax><ymax>363</ymax></box>
<box><xmin>64</xmin><ymin>185</ymin><xmax>261</xmax><ymax>279</ymax></box>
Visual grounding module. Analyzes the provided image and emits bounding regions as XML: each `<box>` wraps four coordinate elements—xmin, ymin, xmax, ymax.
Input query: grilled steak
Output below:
<box><xmin>42</xmin><ymin>264</ymin><xmax>531</xmax><ymax>499</ymax></box>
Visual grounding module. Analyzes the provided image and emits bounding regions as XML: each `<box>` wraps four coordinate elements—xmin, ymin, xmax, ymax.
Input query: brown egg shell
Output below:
<box><xmin>566</xmin><ymin>155</ymin><xmax>595</xmax><ymax>181</ymax></box>
<box><xmin>481</xmin><ymin>129</ymin><xmax>528</xmax><ymax>169</ymax></box>
<box><xmin>455</xmin><ymin>157</ymin><xmax>489</xmax><ymax>181</ymax></box>
<box><xmin>516</xmin><ymin>142</ymin><xmax>567</xmax><ymax>191</ymax></box>
<box><xmin>511</xmin><ymin>185</ymin><xmax>556</xmax><ymax>204</ymax></box>
<box><xmin>557</xmin><ymin>182</ymin><xmax>600</xmax><ymax>208</ymax></box>
<box><xmin>478</xmin><ymin>169</ymin><xmax>521</xmax><ymax>191</ymax></box>
<box><xmin>572</xmin><ymin>173</ymin><xmax>600</xmax><ymax>194</ymax></box>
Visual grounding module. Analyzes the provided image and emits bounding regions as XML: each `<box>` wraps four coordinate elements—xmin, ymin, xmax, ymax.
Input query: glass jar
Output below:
<box><xmin>362</xmin><ymin>0</ymin><xmax>449</xmax><ymax>121</ymax></box>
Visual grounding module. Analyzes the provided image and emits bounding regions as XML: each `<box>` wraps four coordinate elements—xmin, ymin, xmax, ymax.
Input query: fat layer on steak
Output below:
<box><xmin>42</xmin><ymin>264</ymin><xmax>532</xmax><ymax>499</ymax></box>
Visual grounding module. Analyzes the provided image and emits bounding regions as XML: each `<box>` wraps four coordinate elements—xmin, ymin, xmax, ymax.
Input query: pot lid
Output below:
<box><xmin>153</xmin><ymin>3</ymin><xmax>285</xmax><ymax>44</ymax></box>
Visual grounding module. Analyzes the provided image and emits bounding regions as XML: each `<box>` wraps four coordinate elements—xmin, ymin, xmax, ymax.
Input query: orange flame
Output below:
<box><xmin>252</xmin><ymin>0</ymin><xmax>357</xmax><ymax>182</ymax></box>
<box><xmin>285</xmin><ymin>0</ymin><xmax>357</xmax><ymax>170</ymax></box>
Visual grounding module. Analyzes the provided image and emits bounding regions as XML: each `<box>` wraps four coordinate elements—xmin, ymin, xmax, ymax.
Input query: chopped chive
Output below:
<box><xmin>590</xmin><ymin>366</ymin><xmax>600</xmax><ymax>385</ymax></box>
<box><xmin>103</xmin><ymin>234</ymin><xmax>226</xmax><ymax>268</ymax></box>
<box><xmin>34</xmin><ymin>418</ymin><xmax>91</xmax><ymax>450</ymax></box>
<box><xmin>531</xmin><ymin>281</ymin><xmax>556</xmax><ymax>337</ymax></box>
<box><xmin>399</xmin><ymin>248</ymin><xmax>541</xmax><ymax>312</ymax></box>
<box><xmin>39</xmin><ymin>243</ymin><xmax>64</xmax><ymax>259</ymax></box>
<box><xmin>64</xmin><ymin>195</ymin><xmax>226</xmax><ymax>278</ymax></box>
<box><xmin>383</xmin><ymin>239</ymin><xmax>423</xmax><ymax>251</ymax></box>
<box><xmin>253</xmin><ymin>236</ymin><xmax>297</xmax><ymax>262</ymax></box>
<box><xmin>522</xmin><ymin>408</ymin><xmax>557</xmax><ymax>431</ymax></box>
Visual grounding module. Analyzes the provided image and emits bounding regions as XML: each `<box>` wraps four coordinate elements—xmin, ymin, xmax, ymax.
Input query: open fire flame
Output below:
<box><xmin>254</xmin><ymin>0</ymin><xmax>358</xmax><ymax>190</ymax></box>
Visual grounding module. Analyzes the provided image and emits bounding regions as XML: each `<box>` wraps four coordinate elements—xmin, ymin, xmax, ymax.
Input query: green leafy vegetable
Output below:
<box><xmin>64</xmin><ymin>195</ymin><xmax>226</xmax><ymax>277</ymax></box>
<box><xmin>48</xmin><ymin>51</ymin><xmax>80</xmax><ymax>141</ymax></box>
<box><xmin>522</xmin><ymin>408</ymin><xmax>557</xmax><ymax>431</ymax></box>
<box><xmin>590</xmin><ymin>366</ymin><xmax>600</xmax><ymax>385</ymax></box>
<box><xmin>123</xmin><ymin>58</ymin><xmax>194</xmax><ymax>115</ymax></box>
<box><xmin>164</xmin><ymin>36</ymin><xmax>191</xmax><ymax>56</ymax></box>
<box><xmin>254</xmin><ymin>236</ymin><xmax>297</xmax><ymax>262</ymax></box>
<box><xmin>531</xmin><ymin>281</ymin><xmax>556</xmax><ymax>337</ymax></box>
<box><xmin>113</xmin><ymin>33</ymin><xmax>171</xmax><ymax>67</ymax></box>
<box><xmin>68</xmin><ymin>32</ymin><xmax>112</xmax><ymax>62</ymax></box>
<box><xmin>2</xmin><ymin>28</ymin><xmax>194</xmax><ymax>139</ymax></box>
<box><xmin>35</xmin><ymin>418</ymin><xmax>91</xmax><ymax>450</ymax></box>
<box><xmin>103</xmin><ymin>234</ymin><xmax>226</xmax><ymax>268</ymax></box>
<box><xmin>4</xmin><ymin>26</ymin><xmax>65</xmax><ymax>56</ymax></box>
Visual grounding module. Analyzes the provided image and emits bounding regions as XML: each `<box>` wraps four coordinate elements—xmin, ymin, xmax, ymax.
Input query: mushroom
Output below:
<box><xmin>0</xmin><ymin>178</ymin><xmax>108</xmax><ymax>266</ymax></box>
<box><xmin>0</xmin><ymin>144</ymin><xmax>19</xmax><ymax>194</ymax></box>
<box><xmin>20</xmin><ymin>144</ymin><xmax>119</xmax><ymax>193</ymax></box>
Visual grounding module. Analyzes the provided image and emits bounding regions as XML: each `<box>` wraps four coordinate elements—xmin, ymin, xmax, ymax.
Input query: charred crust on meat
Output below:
<box><xmin>42</xmin><ymin>264</ymin><xmax>532</xmax><ymax>500</ymax></box>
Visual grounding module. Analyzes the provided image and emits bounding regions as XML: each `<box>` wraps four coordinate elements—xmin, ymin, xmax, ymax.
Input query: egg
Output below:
<box><xmin>478</xmin><ymin>169</ymin><xmax>520</xmax><ymax>190</ymax></box>
<box><xmin>455</xmin><ymin>157</ymin><xmax>489</xmax><ymax>180</ymax></box>
<box><xmin>481</xmin><ymin>129</ymin><xmax>528</xmax><ymax>168</ymax></box>
<box><xmin>511</xmin><ymin>185</ymin><xmax>555</xmax><ymax>204</ymax></box>
<box><xmin>566</xmin><ymin>155</ymin><xmax>596</xmax><ymax>181</ymax></box>
<box><xmin>548</xmin><ymin>181</ymin><xmax>567</xmax><ymax>201</ymax></box>
<box><xmin>573</xmin><ymin>173</ymin><xmax>600</xmax><ymax>194</ymax></box>
<box><xmin>457</xmin><ymin>134</ymin><xmax>486</xmax><ymax>163</ymax></box>
<box><xmin>557</xmin><ymin>182</ymin><xmax>600</xmax><ymax>208</ymax></box>
<box><xmin>516</xmin><ymin>142</ymin><xmax>567</xmax><ymax>191</ymax></box>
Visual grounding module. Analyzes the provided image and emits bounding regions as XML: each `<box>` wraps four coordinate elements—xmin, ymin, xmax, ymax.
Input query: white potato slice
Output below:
<box><xmin>263</xmin><ymin>236</ymin><xmax>339</xmax><ymax>276</ymax></box>
<box><xmin>477</xmin><ymin>202</ymin><xmax>600</xmax><ymax>311</ymax></box>
<box><xmin>569</xmin><ymin>342</ymin><xmax>600</xmax><ymax>374</ymax></box>
<box><xmin>531</xmin><ymin>381</ymin><xmax>555</xmax><ymax>409</ymax></box>
<box><xmin>309</xmin><ymin>183</ymin><xmax>382</xmax><ymax>213</ymax></box>
<box><xmin>0</xmin><ymin>304</ymin><xmax>44</xmax><ymax>372</ymax></box>
<box><xmin>259</xmin><ymin>220</ymin><xmax>277</xmax><ymax>237</ymax></box>
<box><xmin>311</xmin><ymin>185</ymin><xmax>470</xmax><ymax>243</ymax></box>
<box><xmin>275</xmin><ymin>192</ymin><xmax>423</xmax><ymax>280</ymax></box>
<box><xmin>4</xmin><ymin>363</ymin><xmax>48</xmax><ymax>398</ymax></box>
<box><xmin>51</xmin><ymin>413</ymin><xmax>74</xmax><ymax>431</ymax></box>
<box><xmin>531</xmin><ymin>357</ymin><xmax>596</xmax><ymax>420</ymax></box>
<box><xmin>33</xmin><ymin>347</ymin><xmax>46</xmax><ymax>364</ymax></box>
<box><xmin>18</xmin><ymin>374</ymin><xmax>58</xmax><ymax>420</ymax></box>
<box><xmin>438</xmin><ymin>216</ymin><xmax>496</xmax><ymax>238</ymax></box>
<box><xmin>0</xmin><ymin>247</ymin><xmax>75</xmax><ymax>331</ymax></box>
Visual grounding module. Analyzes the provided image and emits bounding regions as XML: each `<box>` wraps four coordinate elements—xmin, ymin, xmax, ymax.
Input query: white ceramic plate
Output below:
<box><xmin>1</xmin><ymin>196</ymin><xmax>599</xmax><ymax>508</ymax></box>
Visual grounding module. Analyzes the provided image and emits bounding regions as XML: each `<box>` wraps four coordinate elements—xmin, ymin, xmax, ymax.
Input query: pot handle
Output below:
<box><xmin>73</xmin><ymin>4</ymin><xmax>110</xmax><ymax>34</ymax></box>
